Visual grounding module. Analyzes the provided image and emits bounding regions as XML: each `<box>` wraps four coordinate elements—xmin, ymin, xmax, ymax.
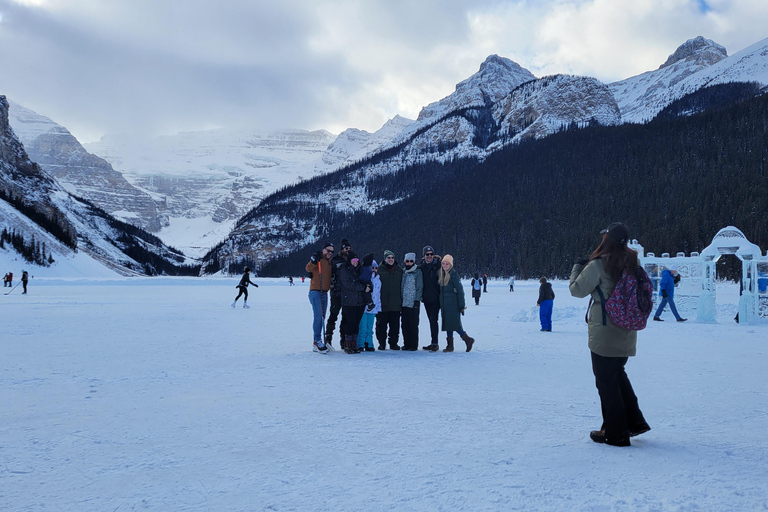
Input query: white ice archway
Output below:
<box><xmin>698</xmin><ymin>226</ymin><xmax>767</xmax><ymax>323</ymax></box>
<box><xmin>632</xmin><ymin>226</ymin><xmax>768</xmax><ymax>324</ymax></box>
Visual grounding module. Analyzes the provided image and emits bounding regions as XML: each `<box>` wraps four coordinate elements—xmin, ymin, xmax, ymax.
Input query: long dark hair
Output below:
<box><xmin>589</xmin><ymin>234</ymin><xmax>639</xmax><ymax>281</ymax></box>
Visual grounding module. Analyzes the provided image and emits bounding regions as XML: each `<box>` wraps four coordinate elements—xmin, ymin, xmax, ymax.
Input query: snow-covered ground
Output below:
<box><xmin>2</xmin><ymin>277</ymin><xmax>766</xmax><ymax>511</ymax></box>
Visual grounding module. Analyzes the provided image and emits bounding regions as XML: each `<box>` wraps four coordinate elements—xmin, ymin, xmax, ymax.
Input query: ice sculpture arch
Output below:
<box><xmin>633</xmin><ymin>226</ymin><xmax>768</xmax><ymax>324</ymax></box>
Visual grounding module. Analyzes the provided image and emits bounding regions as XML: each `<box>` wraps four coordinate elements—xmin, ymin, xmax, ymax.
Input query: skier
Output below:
<box><xmin>232</xmin><ymin>267</ymin><xmax>259</xmax><ymax>308</ymax></box>
<box><xmin>21</xmin><ymin>270</ymin><xmax>29</xmax><ymax>294</ymax></box>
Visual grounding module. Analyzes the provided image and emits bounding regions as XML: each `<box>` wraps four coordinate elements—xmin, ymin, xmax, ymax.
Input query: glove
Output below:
<box><xmin>673</xmin><ymin>274</ymin><xmax>681</xmax><ymax>284</ymax></box>
<box><xmin>661</xmin><ymin>290</ymin><xmax>668</xmax><ymax>298</ymax></box>
<box><xmin>254</xmin><ymin>284</ymin><xmax>259</xmax><ymax>288</ymax></box>
<box><xmin>310</xmin><ymin>250</ymin><xmax>323</xmax><ymax>263</ymax></box>
<box><xmin>367</xmin><ymin>303</ymin><xmax>375</xmax><ymax>311</ymax></box>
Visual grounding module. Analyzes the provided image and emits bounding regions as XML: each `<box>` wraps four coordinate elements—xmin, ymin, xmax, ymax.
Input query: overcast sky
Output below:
<box><xmin>1</xmin><ymin>0</ymin><xmax>767</xmax><ymax>143</ymax></box>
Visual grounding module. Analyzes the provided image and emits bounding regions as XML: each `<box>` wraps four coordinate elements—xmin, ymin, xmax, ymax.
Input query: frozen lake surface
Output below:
<box><xmin>3</xmin><ymin>277</ymin><xmax>767</xmax><ymax>511</ymax></box>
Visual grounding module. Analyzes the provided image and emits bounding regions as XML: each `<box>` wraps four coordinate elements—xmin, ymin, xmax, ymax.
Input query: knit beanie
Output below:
<box><xmin>383</xmin><ymin>250</ymin><xmax>395</xmax><ymax>260</ymax></box>
<box><xmin>423</xmin><ymin>245</ymin><xmax>434</xmax><ymax>255</ymax></box>
<box><xmin>322</xmin><ymin>240</ymin><xmax>334</xmax><ymax>250</ymax></box>
<box><xmin>341</xmin><ymin>238</ymin><xmax>351</xmax><ymax>250</ymax></box>
<box><xmin>442</xmin><ymin>254</ymin><xmax>454</xmax><ymax>266</ymax></box>
<box><xmin>404</xmin><ymin>252</ymin><xmax>416</xmax><ymax>262</ymax></box>
<box><xmin>362</xmin><ymin>252</ymin><xmax>374</xmax><ymax>267</ymax></box>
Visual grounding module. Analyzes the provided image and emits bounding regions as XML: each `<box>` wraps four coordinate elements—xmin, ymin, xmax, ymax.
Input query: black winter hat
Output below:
<box><xmin>322</xmin><ymin>240</ymin><xmax>334</xmax><ymax>249</ymax></box>
<box><xmin>341</xmin><ymin>238</ymin><xmax>351</xmax><ymax>249</ymax></box>
<box><xmin>362</xmin><ymin>253</ymin><xmax>374</xmax><ymax>267</ymax></box>
<box><xmin>600</xmin><ymin>222</ymin><xmax>630</xmax><ymax>244</ymax></box>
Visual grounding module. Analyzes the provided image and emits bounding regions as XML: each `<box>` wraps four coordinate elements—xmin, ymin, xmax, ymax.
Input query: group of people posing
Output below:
<box><xmin>305</xmin><ymin>239</ymin><xmax>475</xmax><ymax>354</ymax></box>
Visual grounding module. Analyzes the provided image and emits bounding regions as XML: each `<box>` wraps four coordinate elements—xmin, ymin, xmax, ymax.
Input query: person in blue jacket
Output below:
<box><xmin>653</xmin><ymin>265</ymin><xmax>687</xmax><ymax>322</ymax></box>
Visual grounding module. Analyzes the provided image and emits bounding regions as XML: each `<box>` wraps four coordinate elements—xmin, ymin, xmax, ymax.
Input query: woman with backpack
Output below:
<box><xmin>569</xmin><ymin>222</ymin><xmax>651</xmax><ymax>447</ymax></box>
<box><xmin>471</xmin><ymin>273</ymin><xmax>482</xmax><ymax>305</ymax></box>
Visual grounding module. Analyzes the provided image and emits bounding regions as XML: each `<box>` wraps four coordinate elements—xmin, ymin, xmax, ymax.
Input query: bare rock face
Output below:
<box><xmin>660</xmin><ymin>36</ymin><xmax>727</xmax><ymax>69</ymax></box>
<box><xmin>8</xmin><ymin>100</ymin><xmax>166</xmax><ymax>232</ymax></box>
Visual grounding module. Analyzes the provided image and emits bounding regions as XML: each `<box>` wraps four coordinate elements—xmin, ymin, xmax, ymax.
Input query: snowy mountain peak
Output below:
<box><xmin>659</xmin><ymin>36</ymin><xmax>727</xmax><ymax>69</ymax></box>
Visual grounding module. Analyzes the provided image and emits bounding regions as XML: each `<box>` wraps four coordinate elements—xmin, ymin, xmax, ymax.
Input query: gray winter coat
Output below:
<box><xmin>569</xmin><ymin>258</ymin><xmax>637</xmax><ymax>358</ymax></box>
<box><xmin>401</xmin><ymin>265</ymin><xmax>423</xmax><ymax>308</ymax></box>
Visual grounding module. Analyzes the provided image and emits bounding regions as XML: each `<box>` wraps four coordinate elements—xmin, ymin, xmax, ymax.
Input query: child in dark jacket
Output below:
<box><xmin>537</xmin><ymin>277</ymin><xmax>555</xmax><ymax>331</ymax></box>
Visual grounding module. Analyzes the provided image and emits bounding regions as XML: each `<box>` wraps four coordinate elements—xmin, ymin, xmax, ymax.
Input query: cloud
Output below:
<box><xmin>0</xmin><ymin>0</ymin><xmax>766</xmax><ymax>142</ymax></box>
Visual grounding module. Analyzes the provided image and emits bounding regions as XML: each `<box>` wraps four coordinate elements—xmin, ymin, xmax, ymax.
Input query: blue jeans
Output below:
<box><xmin>309</xmin><ymin>290</ymin><xmax>328</xmax><ymax>343</ymax></box>
<box><xmin>654</xmin><ymin>296</ymin><xmax>681</xmax><ymax>320</ymax></box>
<box><xmin>539</xmin><ymin>300</ymin><xmax>553</xmax><ymax>330</ymax></box>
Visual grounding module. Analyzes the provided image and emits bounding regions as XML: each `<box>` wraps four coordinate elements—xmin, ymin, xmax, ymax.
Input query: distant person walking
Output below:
<box><xmin>6</xmin><ymin>272</ymin><xmax>12</xmax><ymax>287</ymax></box>
<box><xmin>21</xmin><ymin>270</ymin><xmax>29</xmax><ymax>294</ymax></box>
<box><xmin>483</xmin><ymin>273</ymin><xmax>488</xmax><ymax>292</ymax></box>
<box><xmin>653</xmin><ymin>265</ymin><xmax>687</xmax><ymax>322</ymax></box>
<box><xmin>232</xmin><ymin>267</ymin><xmax>259</xmax><ymax>308</ymax></box>
<box><xmin>289</xmin><ymin>276</ymin><xmax>294</xmax><ymax>286</ymax></box>
<box><xmin>509</xmin><ymin>276</ymin><xmax>515</xmax><ymax>292</ymax></box>
<box><xmin>569</xmin><ymin>222</ymin><xmax>651</xmax><ymax>447</ymax></box>
<box><xmin>306</xmin><ymin>241</ymin><xmax>335</xmax><ymax>353</ymax></box>
<box><xmin>471</xmin><ymin>273</ymin><xmax>482</xmax><ymax>305</ymax></box>
<box><xmin>439</xmin><ymin>255</ymin><xmax>475</xmax><ymax>352</ymax></box>
<box><xmin>3</xmin><ymin>273</ymin><xmax>8</xmax><ymax>287</ymax></box>
<box><xmin>537</xmin><ymin>277</ymin><xmax>555</xmax><ymax>331</ymax></box>
<box><xmin>419</xmin><ymin>245</ymin><xmax>442</xmax><ymax>352</ymax></box>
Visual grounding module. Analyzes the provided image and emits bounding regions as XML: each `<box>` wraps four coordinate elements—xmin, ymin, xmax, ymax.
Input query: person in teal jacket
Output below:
<box><xmin>438</xmin><ymin>255</ymin><xmax>475</xmax><ymax>352</ymax></box>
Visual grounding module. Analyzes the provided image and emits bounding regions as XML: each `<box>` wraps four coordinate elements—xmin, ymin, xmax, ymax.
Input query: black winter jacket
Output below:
<box><xmin>339</xmin><ymin>261</ymin><xmax>367</xmax><ymax>307</ymax></box>
<box><xmin>418</xmin><ymin>256</ymin><xmax>442</xmax><ymax>304</ymax></box>
<box><xmin>537</xmin><ymin>282</ymin><xmax>555</xmax><ymax>304</ymax></box>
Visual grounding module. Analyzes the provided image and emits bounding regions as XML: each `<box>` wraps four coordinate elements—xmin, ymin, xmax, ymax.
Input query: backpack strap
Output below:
<box><xmin>593</xmin><ymin>287</ymin><xmax>608</xmax><ymax>326</ymax></box>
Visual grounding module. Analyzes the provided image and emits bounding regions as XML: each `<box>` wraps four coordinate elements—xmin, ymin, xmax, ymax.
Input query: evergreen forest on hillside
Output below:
<box><xmin>254</xmin><ymin>84</ymin><xmax>768</xmax><ymax>279</ymax></box>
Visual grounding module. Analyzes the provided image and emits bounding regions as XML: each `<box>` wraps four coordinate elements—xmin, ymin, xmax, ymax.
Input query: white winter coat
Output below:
<box><xmin>366</xmin><ymin>274</ymin><xmax>382</xmax><ymax>315</ymax></box>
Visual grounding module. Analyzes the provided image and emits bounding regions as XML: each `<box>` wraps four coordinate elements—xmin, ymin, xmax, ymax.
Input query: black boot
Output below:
<box><xmin>460</xmin><ymin>332</ymin><xmax>475</xmax><ymax>352</ymax></box>
<box><xmin>443</xmin><ymin>337</ymin><xmax>454</xmax><ymax>353</ymax></box>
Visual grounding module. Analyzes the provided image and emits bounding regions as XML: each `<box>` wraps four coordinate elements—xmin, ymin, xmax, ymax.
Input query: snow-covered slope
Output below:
<box><xmin>610</xmin><ymin>36</ymin><xmax>768</xmax><ymax>123</ymax></box>
<box><xmin>1</xmin><ymin>96</ymin><xmax>194</xmax><ymax>276</ymax></box>
<box><xmin>7</xmin><ymin>99</ymin><xmax>165</xmax><ymax>232</ymax></box>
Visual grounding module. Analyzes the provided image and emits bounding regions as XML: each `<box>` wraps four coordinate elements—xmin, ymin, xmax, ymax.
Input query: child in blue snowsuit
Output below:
<box><xmin>537</xmin><ymin>277</ymin><xmax>555</xmax><ymax>331</ymax></box>
<box><xmin>357</xmin><ymin>254</ymin><xmax>380</xmax><ymax>351</ymax></box>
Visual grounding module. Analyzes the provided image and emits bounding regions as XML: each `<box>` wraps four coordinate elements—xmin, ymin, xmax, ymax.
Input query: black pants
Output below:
<box><xmin>341</xmin><ymin>305</ymin><xmax>365</xmax><ymax>351</ymax></box>
<box><xmin>591</xmin><ymin>351</ymin><xmax>647</xmax><ymax>442</ymax></box>
<box><xmin>422</xmin><ymin>301</ymin><xmax>440</xmax><ymax>346</ymax></box>
<box><xmin>401</xmin><ymin>307</ymin><xmax>420</xmax><ymax>350</ymax></box>
<box><xmin>376</xmin><ymin>310</ymin><xmax>401</xmax><ymax>349</ymax></box>
<box><xmin>234</xmin><ymin>285</ymin><xmax>248</xmax><ymax>301</ymax></box>
<box><xmin>325</xmin><ymin>294</ymin><xmax>342</xmax><ymax>342</ymax></box>
<box><xmin>22</xmin><ymin>281</ymin><xmax>27</xmax><ymax>293</ymax></box>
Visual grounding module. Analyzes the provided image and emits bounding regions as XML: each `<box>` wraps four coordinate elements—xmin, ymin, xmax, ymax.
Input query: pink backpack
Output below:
<box><xmin>595</xmin><ymin>267</ymin><xmax>654</xmax><ymax>330</ymax></box>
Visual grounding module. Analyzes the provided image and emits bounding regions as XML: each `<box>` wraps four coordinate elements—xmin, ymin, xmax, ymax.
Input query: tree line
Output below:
<box><xmin>258</xmin><ymin>83</ymin><xmax>768</xmax><ymax>280</ymax></box>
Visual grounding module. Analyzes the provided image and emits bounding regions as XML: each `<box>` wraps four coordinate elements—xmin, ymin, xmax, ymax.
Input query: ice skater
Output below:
<box><xmin>232</xmin><ymin>267</ymin><xmax>258</xmax><ymax>308</ymax></box>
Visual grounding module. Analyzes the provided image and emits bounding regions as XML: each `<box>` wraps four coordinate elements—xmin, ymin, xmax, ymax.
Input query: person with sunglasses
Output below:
<box><xmin>326</xmin><ymin>238</ymin><xmax>354</xmax><ymax>346</ymax></box>
<box><xmin>400</xmin><ymin>252</ymin><xmax>424</xmax><ymax>351</ymax></box>
<box><xmin>305</xmin><ymin>241</ymin><xmax>335</xmax><ymax>353</ymax></box>
<box><xmin>419</xmin><ymin>245</ymin><xmax>442</xmax><ymax>351</ymax></box>
<box><xmin>376</xmin><ymin>250</ymin><xmax>403</xmax><ymax>350</ymax></box>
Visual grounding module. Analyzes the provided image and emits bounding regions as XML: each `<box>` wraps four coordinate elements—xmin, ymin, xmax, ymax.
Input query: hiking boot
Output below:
<box><xmin>443</xmin><ymin>337</ymin><xmax>454</xmax><ymax>353</ymax></box>
<box><xmin>589</xmin><ymin>429</ymin><xmax>630</xmax><ymax>447</ymax></box>
<box><xmin>653</xmin><ymin>317</ymin><xmax>663</xmax><ymax>321</ymax></box>
<box><xmin>422</xmin><ymin>344</ymin><xmax>439</xmax><ymax>352</ymax></box>
<box><xmin>364</xmin><ymin>343</ymin><xmax>376</xmax><ymax>352</ymax></box>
